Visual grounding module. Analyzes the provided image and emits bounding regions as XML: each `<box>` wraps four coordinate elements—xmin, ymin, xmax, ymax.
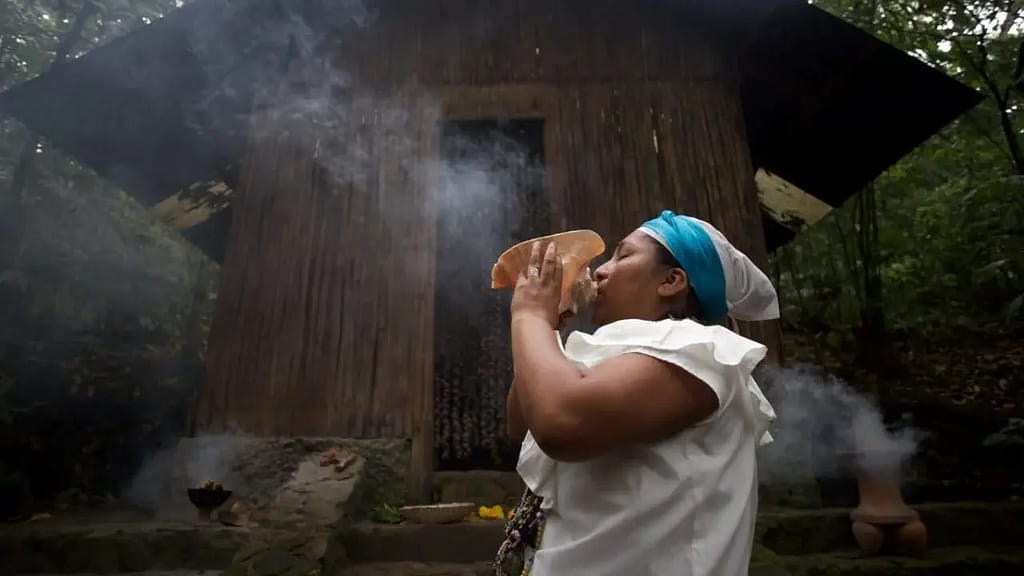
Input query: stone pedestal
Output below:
<box><xmin>158</xmin><ymin>437</ymin><xmax>370</xmax><ymax>529</ymax></box>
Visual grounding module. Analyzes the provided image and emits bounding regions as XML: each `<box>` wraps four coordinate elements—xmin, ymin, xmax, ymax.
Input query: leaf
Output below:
<box><xmin>979</xmin><ymin>259</ymin><xmax>1010</xmax><ymax>274</ymax></box>
<box><xmin>1006</xmin><ymin>292</ymin><xmax>1024</xmax><ymax>321</ymax></box>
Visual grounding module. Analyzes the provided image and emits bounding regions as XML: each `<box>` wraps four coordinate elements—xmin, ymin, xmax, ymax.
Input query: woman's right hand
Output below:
<box><xmin>511</xmin><ymin>242</ymin><xmax>564</xmax><ymax>328</ymax></box>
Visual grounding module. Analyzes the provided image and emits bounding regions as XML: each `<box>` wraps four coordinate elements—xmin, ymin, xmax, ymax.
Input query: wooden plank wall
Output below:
<box><xmin>336</xmin><ymin>0</ymin><xmax>726</xmax><ymax>89</ymax></box>
<box><xmin>439</xmin><ymin>81</ymin><xmax>778</xmax><ymax>354</ymax></box>
<box><xmin>343</xmin><ymin>0</ymin><xmax>785</xmax><ymax>357</ymax></box>
<box><xmin>197</xmin><ymin>0</ymin><xmax>780</xmax><ymax>501</ymax></box>
<box><xmin>196</xmin><ymin>83</ymin><xmax>441</xmax><ymax>439</ymax></box>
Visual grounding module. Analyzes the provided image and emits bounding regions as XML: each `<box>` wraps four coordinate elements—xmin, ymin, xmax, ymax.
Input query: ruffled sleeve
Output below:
<box><xmin>516</xmin><ymin>321</ymin><xmax>778</xmax><ymax>510</ymax></box>
<box><xmin>564</xmin><ymin>319</ymin><xmax>776</xmax><ymax>446</ymax></box>
<box><xmin>517</xmin><ymin>430</ymin><xmax>559</xmax><ymax>509</ymax></box>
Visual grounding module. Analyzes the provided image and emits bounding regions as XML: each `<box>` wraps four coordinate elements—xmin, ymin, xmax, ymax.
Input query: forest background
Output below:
<box><xmin>0</xmin><ymin>0</ymin><xmax>1019</xmax><ymax>515</ymax></box>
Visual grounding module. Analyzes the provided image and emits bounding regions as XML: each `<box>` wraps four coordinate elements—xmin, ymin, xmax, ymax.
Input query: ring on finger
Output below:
<box><xmin>527</xmin><ymin>265</ymin><xmax>540</xmax><ymax>279</ymax></box>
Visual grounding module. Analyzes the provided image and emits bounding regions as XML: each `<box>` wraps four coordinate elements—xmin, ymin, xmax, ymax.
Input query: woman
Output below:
<box><xmin>496</xmin><ymin>210</ymin><xmax>779</xmax><ymax>576</ymax></box>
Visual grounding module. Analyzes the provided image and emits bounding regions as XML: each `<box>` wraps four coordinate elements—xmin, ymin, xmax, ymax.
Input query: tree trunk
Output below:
<box><xmin>853</xmin><ymin>182</ymin><xmax>898</xmax><ymax>380</ymax></box>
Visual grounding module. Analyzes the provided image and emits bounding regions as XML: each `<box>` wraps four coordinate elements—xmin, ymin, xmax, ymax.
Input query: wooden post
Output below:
<box><xmin>406</xmin><ymin>98</ymin><xmax>441</xmax><ymax>505</ymax></box>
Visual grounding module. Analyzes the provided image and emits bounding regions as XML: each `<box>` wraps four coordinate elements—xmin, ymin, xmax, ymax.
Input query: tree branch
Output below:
<box><xmin>948</xmin><ymin>34</ymin><xmax>1024</xmax><ymax>175</ymax></box>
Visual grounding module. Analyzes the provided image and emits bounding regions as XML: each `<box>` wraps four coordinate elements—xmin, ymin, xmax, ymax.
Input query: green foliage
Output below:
<box><xmin>983</xmin><ymin>417</ymin><xmax>1024</xmax><ymax>447</ymax></box>
<box><xmin>0</xmin><ymin>1</ymin><xmax>189</xmax><ymax>90</ymax></box>
<box><xmin>0</xmin><ymin>0</ymin><xmax>1019</xmax><ymax>507</ymax></box>
<box><xmin>370</xmin><ymin>502</ymin><xmax>405</xmax><ymax>524</ymax></box>
<box><xmin>779</xmin><ymin>1</ymin><xmax>1024</xmax><ymax>338</ymax></box>
<box><xmin>0</xmin><ymin>0</ymin><xmax>212</xmax><ymax>510</ymax></box>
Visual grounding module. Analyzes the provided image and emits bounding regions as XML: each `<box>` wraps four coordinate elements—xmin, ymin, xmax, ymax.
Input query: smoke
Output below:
<box><xmin>757</xmin><ymin>364</ymin><xmax>923</xmax><ymax>482</ymax></box>
<box><xmin>179</xmin><ymin>433</ymin><xmax>249</xmax><ymax>485</ymax></box>
<box><xmin>181</xmin><ymin>0</ymin><xmax>377</xmax><ymax>139</ymax></box>
<box><xmin>437</xmin><ymin>126</ymin><xmax>547</xmax><ymax>314</ymax></box>
<box><xmin>122</xmin><ymin>433</ymin><xmax>249</xmax><ymax>514</ymax></box>
<box><xmin>122</xmin><ymin>445</ymin><xmax>176</xmax><ymax>512</ymax></box>
<box><xmin>178</xmin><ymin>0</ymin><xmax>559</xmax><ymax>324</ymax></box>
<box><xmin>179</xmin><ymin>0</ymin><xmax>544</xmax><ymax>224</ymax></box>
<box><xmin>123</xmin><ymin>0</ymin><xmax>552</xmax><ymax>479</ymax></box>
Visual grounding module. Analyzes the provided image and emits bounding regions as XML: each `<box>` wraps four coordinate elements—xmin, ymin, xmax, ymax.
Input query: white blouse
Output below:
<box><xmin>517</xmin><ymin>318</ymin><xmax>776</xmax><ymax>576</ymax></box>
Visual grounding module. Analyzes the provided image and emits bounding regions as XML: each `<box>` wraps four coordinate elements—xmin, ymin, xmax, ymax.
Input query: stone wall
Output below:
<box><xmin>145</xmin><ymin>436</ymin><xmax>409</xmax><ymax>527</ymax></box>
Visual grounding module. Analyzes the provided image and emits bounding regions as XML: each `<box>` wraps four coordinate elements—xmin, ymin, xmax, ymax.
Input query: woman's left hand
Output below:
<box><xmin>511</xmin><ymin>241</ymin><xmax>563</xmax><ymax>328</ymax></box>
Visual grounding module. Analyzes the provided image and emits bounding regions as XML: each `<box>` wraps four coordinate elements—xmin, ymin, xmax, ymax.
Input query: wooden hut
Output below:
<box><xmin>0</xmin><ymin>0</ymin><xmax>980</xmax><ymax>500</ymax></box>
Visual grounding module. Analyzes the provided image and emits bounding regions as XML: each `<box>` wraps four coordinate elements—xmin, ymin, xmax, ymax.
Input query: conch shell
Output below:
<box><xmin>490</xmin><ymin>230</ymin><xmax>606</xmax><ymax>314</ymax></box>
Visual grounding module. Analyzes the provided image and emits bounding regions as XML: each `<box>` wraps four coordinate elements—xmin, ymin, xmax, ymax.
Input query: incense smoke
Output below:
<box><xmin>123</xmin><ymin>434</ymin><xmax>250</xmax><ymax>513</ymax></box>
<box><xmin>118</xmin><ymin>0</ymin><xmax>549</xmax><ymax>486</ymax></box>
<box><xmin>179</xmin><ymin>0</ymin><xmax>553</xmax><ymax>331</ymax></box>
<box><xmin>180</xmin><ymin>0</ymin><xmax>540</xmax><ymax>242</ymax></box>
<box><xmin>756</xmin><ymin>363</ymin><xmax>922</xmax><ymax>482</ymax></box>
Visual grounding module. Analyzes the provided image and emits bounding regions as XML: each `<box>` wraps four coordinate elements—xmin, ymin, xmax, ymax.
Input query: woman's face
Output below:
<box><xmin>591</xmin><ymin>230</ymin><xmax>686</xmax><ymax>326</ymax></box>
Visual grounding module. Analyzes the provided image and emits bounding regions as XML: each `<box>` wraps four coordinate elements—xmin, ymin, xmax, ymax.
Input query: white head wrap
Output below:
<box><xmin>637</xmin><ymin>216</ymin><xmax>780</xmax><ymax>323</ymax></box>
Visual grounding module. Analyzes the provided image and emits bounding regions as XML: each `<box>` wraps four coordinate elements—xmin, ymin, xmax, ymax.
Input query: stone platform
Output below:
<box><xmin>338</xmin><ymin>563</ymin><xmax>493</xmax><ymax>576</ymax></box>
<box><xmin>757</xmin><ymin>500</ymin><xmax>1024</xmax><ymax>555</ymax></box>
<box><xmin>14</xmin><ymin>569</ymin><xmax>223</xmax><ymax>573</ymax></box>
<box><xmin>751</xmin><ymin>547</ymin><xmax>1024</xmax><ymax>576</ymax></box>
<box><xmin>334</xmin><ymin>548</ymin><xmax>1024</xmax><ymax>576</ymax></box>
<box><xmin>0</xmin><ymin>514</ymin><xmax>260</xmax><ymax>574</ymax></box>
<box><xmin>145</xmin><ymin>437</ymin><xmax>406</xmax><ymax>527</ymax></box>
<box><xmin>4</xmin><ymin>500</ymin><xmax>1024</xmax><ymax>576</ymax></box>
<box><xmin>340</xmin><ymin>523</ymin><xmax>505</xmax><ymax>565</ymax></box>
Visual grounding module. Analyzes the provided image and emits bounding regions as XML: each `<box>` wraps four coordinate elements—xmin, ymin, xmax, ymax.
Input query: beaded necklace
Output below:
<box><xmin>494</xmin><ymin>488</ymin><xmax>546</xmax><ymax>576</ymax></box>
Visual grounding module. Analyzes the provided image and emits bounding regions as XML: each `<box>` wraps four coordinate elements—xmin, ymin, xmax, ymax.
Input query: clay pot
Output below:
<box><xmin>849</xmin><ymin>458</ymin><xmax>927</xmax><ymax>557</ymax></box>
<box><xmin>895</xmin><ymin>519</ymin><xmax>928</xmax><ymax>557</ymax></box>
<box><xmin>851</xmin><ymin>521</ymin><xmax>884</xmax><ymax>555</ymax></box>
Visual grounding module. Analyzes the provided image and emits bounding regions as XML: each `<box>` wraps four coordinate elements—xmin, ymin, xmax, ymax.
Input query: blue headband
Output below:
<box><xmin>641</xmin><ymin>210</ymin><xmax>728</xmax><ymax>323</ymax></box>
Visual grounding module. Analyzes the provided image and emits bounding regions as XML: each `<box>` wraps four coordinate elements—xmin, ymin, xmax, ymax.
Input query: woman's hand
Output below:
<box><xmin>511</xmin><ymin>241</ymin><xmax>563</xmax><ymax>328</ymax></box>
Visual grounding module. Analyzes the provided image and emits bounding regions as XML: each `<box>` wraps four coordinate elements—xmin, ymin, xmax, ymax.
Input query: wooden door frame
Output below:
<box><xmin>406</xmin><ymin>82</ymin><xmax>782</xmax><ymax>501</ymax></box>
<box><xmin>407</xmin><ymin>84</ymin><xmax>558</xmax><ymax>503</ymax></box>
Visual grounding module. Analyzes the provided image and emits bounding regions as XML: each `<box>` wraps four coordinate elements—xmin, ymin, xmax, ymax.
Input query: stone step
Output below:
<box><xmin>5</xmin><ymin>500</ymin><xmax>1021</xmax><ymax>573</ymax></box>
<box><xmin>337</xmin><ymin>562</ymin><xmax>493</xmax><ymax>576</ymax></box>
<box><xmin>13</xmin><ymin>547</ymin><xmax>1024</xmax><ymax>576</ymax></box>
<box><xmin>341</xmin><ymin>500</ymin><xmax>1024</xmax><ymax>564</ymax></box>
<box><xmin>14</xmin><ymin>569</ymin><xmax>223</xmax><ymax>573</ymax></box>
<box><xmin>335</xmin><ymin>545</ymin><xmax>1024</xmax><ymax>573</ymax></box>
<box><xmin>752</xmin><ymin>547</ymin><xmax>1024</xmax><ymax>576</ymax></box>
<box><xmin>0</xmin><ymin>521</ymin><xmax>260</xmax><ymax>574</ymax></box>
<box><xmin>758</xmin><ymin>500</ymin><xmax>1024</xmax><ymax>555</ymax></box>
<box><xmin>336</xmin><ymin>547</ymin><xmax>1024</xmax><ymax>576</ymax></box>
<box><xmin>340</xmin><ymin>523</ymin><xmax>505</xmax><ymax>565</ymax></box>
<box><xmin>14</xmin><ymin>548</ymin><xmax>1024</xmax><ymax>576</ymax></box>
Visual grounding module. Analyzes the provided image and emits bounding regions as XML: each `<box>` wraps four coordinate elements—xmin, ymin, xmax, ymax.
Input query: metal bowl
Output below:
<box><xmin>187</xmin><ymin>488</ymin><xmax>232</xmax><ymax>521</ymax></box>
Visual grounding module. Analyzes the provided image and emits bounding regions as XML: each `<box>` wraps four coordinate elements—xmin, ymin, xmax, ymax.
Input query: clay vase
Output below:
<box><xmin>490</xmin><ymin>230</ymin><xmax>605</xmax><ymax>315</ymax></box>
<box><xmin>850</xmin><ymin>461</ymin><xmax>927</xmax><ymax>557</ymax></box>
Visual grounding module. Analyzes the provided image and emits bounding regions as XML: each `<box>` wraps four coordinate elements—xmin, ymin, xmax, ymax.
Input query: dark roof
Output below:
<box><xmin>0</xmin><ymin>0</ymin><xmax>981</xmax><ymax>259</ymax></box>
<box><xmin>741</xmin><ymin>5</ymin><xmax>982</xmax><ymax>208</ymax></box>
